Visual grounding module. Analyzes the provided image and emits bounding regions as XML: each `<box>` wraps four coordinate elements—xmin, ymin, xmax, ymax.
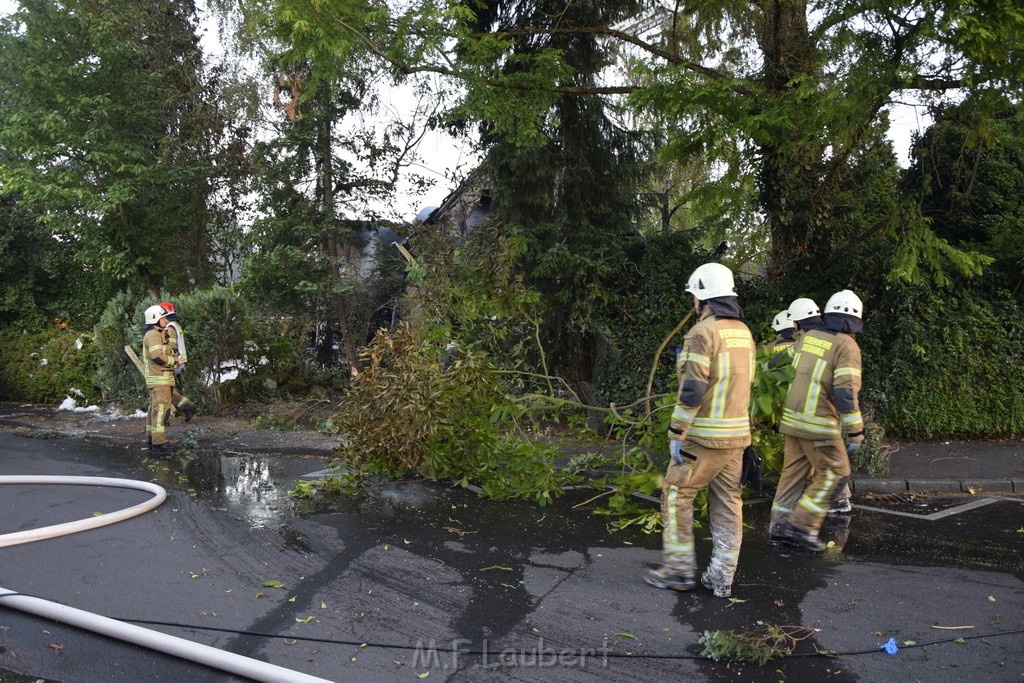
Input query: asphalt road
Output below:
<box><xmin>1</xmin><ymin>433</ymin><xmax>1022</xmax><ymax>682</ymax></box>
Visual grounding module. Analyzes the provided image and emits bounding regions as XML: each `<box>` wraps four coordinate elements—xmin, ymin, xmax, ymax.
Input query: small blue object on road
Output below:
<box><xmin>881</xmin><ymin>637</ymin><xmax>899</xmax><ymax>655</ymax></box>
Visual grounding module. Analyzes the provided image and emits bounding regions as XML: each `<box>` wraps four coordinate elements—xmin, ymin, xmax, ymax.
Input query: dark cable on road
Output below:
<box><xmin>2</xmin><ymin>592</ymin><xmax>1019</xmax><ymax>662</ymax></box>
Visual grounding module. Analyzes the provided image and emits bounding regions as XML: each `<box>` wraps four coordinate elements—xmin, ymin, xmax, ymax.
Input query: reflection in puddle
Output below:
<box><xmin>183</xmin><ymin>453</ymin><xmax>295</xmax><ymax>529</ymax></box>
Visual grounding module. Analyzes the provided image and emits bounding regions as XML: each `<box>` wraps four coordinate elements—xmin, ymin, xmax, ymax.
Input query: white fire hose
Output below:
<box><xmin>0</xmin><ymin>474</ymin><xmax>331</xmax><ymax>683</ymax></box>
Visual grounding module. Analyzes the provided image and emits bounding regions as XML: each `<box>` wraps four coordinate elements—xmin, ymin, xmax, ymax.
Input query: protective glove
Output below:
<box><xmin>669</xmin><ymin>439</ymin><xmax>683</xmax><ymax>465</ymax></box>
<box><xmin>173</xmin><ymin>363</ymin><xmax>186</xmax><ymax>377</ymax></box>
<box><xmin>846</xmin><ymin>440</ymin><xmax>862</xmax><ymax>455</ymax></box>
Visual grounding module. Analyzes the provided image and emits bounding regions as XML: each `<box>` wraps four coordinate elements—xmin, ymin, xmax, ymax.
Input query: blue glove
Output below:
<box><xmin>669</xmin><ymin>440</ymin><xmax>683</xmax><ymax>465</ymax></box>
<box><xmin>847</xmin><ymin>440</ymin><xmax>862</xmax><ymax>455</ymax></box>
<box><xmin>173</xmin><ymin>363</ymin><xmax>186</xmax><ymax>377</ymax></box>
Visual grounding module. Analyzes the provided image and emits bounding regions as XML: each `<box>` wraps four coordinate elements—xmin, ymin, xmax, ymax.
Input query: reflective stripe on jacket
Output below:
<box><xmin>143</xmin><ymin>327</ymin><xmax>176</xmax><ymax>387</ymax></box>
<box><xmin>669</xmin><ymin>308</ymin><xmax>755</xmax><ymax>449</ymax></box>
<box><xmin>779</xmin><ymin>329</ymin><xmax>863</xmax><ymax>439</ymax></box>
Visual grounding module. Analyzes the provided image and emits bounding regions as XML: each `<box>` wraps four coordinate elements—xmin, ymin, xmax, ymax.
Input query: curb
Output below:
<box><xmin>851</xmin><ymin>477</ymin><xmax>1019</xmax><ymax>495</ymax></box>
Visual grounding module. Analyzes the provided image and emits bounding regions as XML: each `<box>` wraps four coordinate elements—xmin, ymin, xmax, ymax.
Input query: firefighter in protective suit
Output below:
<box><xmin>764</xmin><ymin>309</ymin><xmax>796</xmax><ymax>369</ymax></box>
<box><xmin>772</xmin><ymin>297</ymin><xmax>852</xmax><ymax>515</ymax></box>
<box><xmin>159</xmin><ymin>300</ymin><xmax>190</xmax><ymax>416</ymax></box>
<box><xmin>643</xmin><ymin>263</ymin><xmax>754</xmax><ymax>599</ymax></box>
<box><xmin>769</xmin><ymin>290</ymin><xmax>864</xmax><ymax>550</ymax></box>
<box><xmin>142</xmin><ymin>305</ymin><xmax>196</xmax><ymax>453</ymax></box>
<box><xmin>787</xmin><ymin>297</ymin><xmax>824</xmax><ymax>337</ymax></box>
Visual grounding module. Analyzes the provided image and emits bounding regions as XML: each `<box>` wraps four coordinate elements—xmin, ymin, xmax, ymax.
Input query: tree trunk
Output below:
<box><xmin>318</xmin><ymin>111</ymin><xmax>361</xmax><ymax>377</ymax></box>
<box><xmin>757</xmin><ymin>0</ymin><xmax>818</xmax><ymax>279</ymax></box>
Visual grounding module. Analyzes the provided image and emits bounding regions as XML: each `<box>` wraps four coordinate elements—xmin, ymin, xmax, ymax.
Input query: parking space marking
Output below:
<box><xmin>857</xmin><ymin>496</ymin><xmax>1023</xmax><ymax>520</ymax></box>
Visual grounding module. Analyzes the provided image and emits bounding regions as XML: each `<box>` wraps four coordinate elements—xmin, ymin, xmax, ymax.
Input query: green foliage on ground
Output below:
<box><xmin>0</xmin><ymin>325</ymin><xmax>100</xmax><ymax>403</ymax></box>
<box><xmin>252</xmin><ymin>413</ymin><xmax>301</xmax><ymax>431</ymax></box>
<box><xmin>700</xmin><ymin>624</ymin><xmax>820</xmax><ymax>665</ymax></box>
<box><xmin>302</xmin><ymin>229</ymin><xmax>580</xmax><ymax>505</ymax></box>
<box><xmin>93</xmin><ymin>289</ymin><xmax>148</xmax><ymax>405</ymax></box>
<box><xmin>324</xmin><ymin>324</ymin><xmax>577</xmax><ymax>505</ymax></box>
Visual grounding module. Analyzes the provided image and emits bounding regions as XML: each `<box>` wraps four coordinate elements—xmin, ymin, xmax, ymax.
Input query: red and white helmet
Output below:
<box><xmin>159</xmin><ymin>301</ymin><xmax>176</xmax><ymax>315</ymax></box>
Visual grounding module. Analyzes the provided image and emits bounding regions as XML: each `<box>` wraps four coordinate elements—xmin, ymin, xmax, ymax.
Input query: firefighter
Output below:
<box><xmin>787</xmin><ymin>297</ymin><xmax>824</xmax><ymax>337</ymax></box>
<box><xmin>142</xmin><ymin>305</ymin><xmax>196</xmax><ymax>453</ymax></box>
<box><xmin>159</xmin><ymin>300</ymin><xmax>192</xmax><ymax>418</ymax></box>
<box><xmin>643</xmin><ymin>263</ymin><xmax>754</xmax><ymax>599</ymax></box>
<box><xmin>769</xmin><ymin>290</ymin><xmax>864</xmax><ymax>550</ymax></box>
<box><xmin>159</xmin><ymin>300</ymin><xmax>188</xmax><ymax>373</ymax></box>
<box><xmin>764</xmin><ymin>310</ymin><xmax>796</xmax><ymax>369</ymax></box>
<box><xmin>770</xmin><ymin>296</ymin><xmax>852</xmax><ymax>518</ymax></box>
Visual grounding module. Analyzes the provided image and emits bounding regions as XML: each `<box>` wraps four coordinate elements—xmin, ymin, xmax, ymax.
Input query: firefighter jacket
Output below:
<box><xmin>780</xmin><ymin>329</ymin><xmax>864</xmax><ymax>441</ymax></box>
<box><xmin>765</xmin><ymin>336</ymin><xmax>794</xmax><ymax>355</ymax></box>
<box><xmin>143</xmin><ymin>326</ymin><xmax>177</xmax><ymax>388</ymax></box>
<box><xmin>669</xmin><ymin>307</ymin><xmax>755</xmax><ymax>449</ymax></box>
<box><xmin>765</xmin><ymin>335</ymin><xmax>795</xmax><ymax>369</ymax></box>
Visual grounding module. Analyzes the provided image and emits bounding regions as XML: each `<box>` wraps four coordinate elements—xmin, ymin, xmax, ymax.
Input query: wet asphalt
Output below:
<box><xmin>1</xmin><ymin>432</ymin><xmax>1022</xmax><ymax>682</ymax></box>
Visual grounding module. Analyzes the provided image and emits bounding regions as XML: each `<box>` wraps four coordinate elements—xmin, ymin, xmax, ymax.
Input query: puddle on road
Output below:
<box><xmin>148</xmin><ymin>450</ymin><xmax>324</xmax><ymax>530</ymax></box>
<box><xmin>0</xmin><ymin>666</ymin><xmax>58</xmax><ymax>683</ymax></box>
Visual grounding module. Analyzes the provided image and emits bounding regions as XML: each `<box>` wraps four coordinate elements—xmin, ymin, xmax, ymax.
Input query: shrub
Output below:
<box><xmin>867</xmin><ymin>286</ymin><xmax>1024</xmax><ymax>438</ymax></box>
<box><xmin>325</xmin><ymin>324</ymin><xmax>575</xmax><ymax>505</ymax></box>
<box><xmin>0</xmin><ymin>325</ymin><xmax>100</xmax><ymax>403</ymax></box>
<box><xmin>94</xmin><ymin>286</ymin><xmax>351</xmax><ymax>413</ymax></box>
<box><xmin>94</xmin><ymin>289</ymin><xmax>148</xmax><ymax>406</ymax></box>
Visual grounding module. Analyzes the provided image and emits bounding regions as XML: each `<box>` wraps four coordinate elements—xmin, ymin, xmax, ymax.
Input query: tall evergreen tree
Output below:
<box><xmin>467</xmin><ymin>0</ymin><xmax>653</xmax><ymax>398</ymax></box>
<box><xmin>0</xmin><ymin>0</ymin><xmax>242</xmax><ymax>304</ymax></box>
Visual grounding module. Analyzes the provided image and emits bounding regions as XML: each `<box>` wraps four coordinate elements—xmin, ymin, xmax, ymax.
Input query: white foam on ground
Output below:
<box><xmin>57</xmin><ymin>397</ymin><xmax>99</xmax><ymax>413</ymax></box>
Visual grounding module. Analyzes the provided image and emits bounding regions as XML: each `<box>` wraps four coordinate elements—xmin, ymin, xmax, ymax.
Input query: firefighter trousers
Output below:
<box><xmin>660</xmin><ymin>442</ymin><xmax>744</xmax><ymax>587</ymax></box>
<box><xmin>770</xmin><ymin>435</ymin><xmax>851</xmax><ymax>535</ymax></box>
<box><xmin>147</xmin><ymin>385</ymin><xmax>191</xmax><ymax>445</ymax></box>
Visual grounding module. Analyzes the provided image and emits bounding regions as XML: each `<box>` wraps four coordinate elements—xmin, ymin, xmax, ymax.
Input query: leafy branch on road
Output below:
<box><xmin>699</xmin><ymin>622</ymin><xmax>822</xmax><ymax>665</ymax></box>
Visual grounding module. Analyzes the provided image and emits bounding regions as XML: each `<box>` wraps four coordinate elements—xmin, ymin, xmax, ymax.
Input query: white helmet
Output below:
<box><xmin>685</xmin><ymin>263</ymin><xmax>736</xmax><ymax>300</ymax></box>
<box><xmin>144</xmin><ymin>304</ymin><xmax>167</xmax><ymax>325</ymax></box>
<box><xmin>788</xmin><ymin>297</ymin><xmax>820</xmax><ymax>322</ymax></box>
<box><xmin>772</xmin><ymin>310</ymin><xmax>795</xmax><ymax>332</ymax></box>
<box><xmin>824</xmin><ymin>289</ymin><xmax>863</xmax><ymax>319</ymax></box>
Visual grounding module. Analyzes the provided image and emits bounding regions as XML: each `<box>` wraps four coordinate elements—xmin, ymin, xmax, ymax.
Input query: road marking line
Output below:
<box><xmin>856</xmin><ymin>496</ymin><xmax>1023</xmax><ymax>520</ymax></box>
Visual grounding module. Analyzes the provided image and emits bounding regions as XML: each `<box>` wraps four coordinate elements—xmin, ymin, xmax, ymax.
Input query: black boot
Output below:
<box><xmin>775</xmin><ymin>522</ymin><xmax>826</xmax><ymax>552</ymax></box>
<box><xmin>643</xmin><ymin>567</ymin><xmax>695</xmax><ymax>591</ymax></box>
